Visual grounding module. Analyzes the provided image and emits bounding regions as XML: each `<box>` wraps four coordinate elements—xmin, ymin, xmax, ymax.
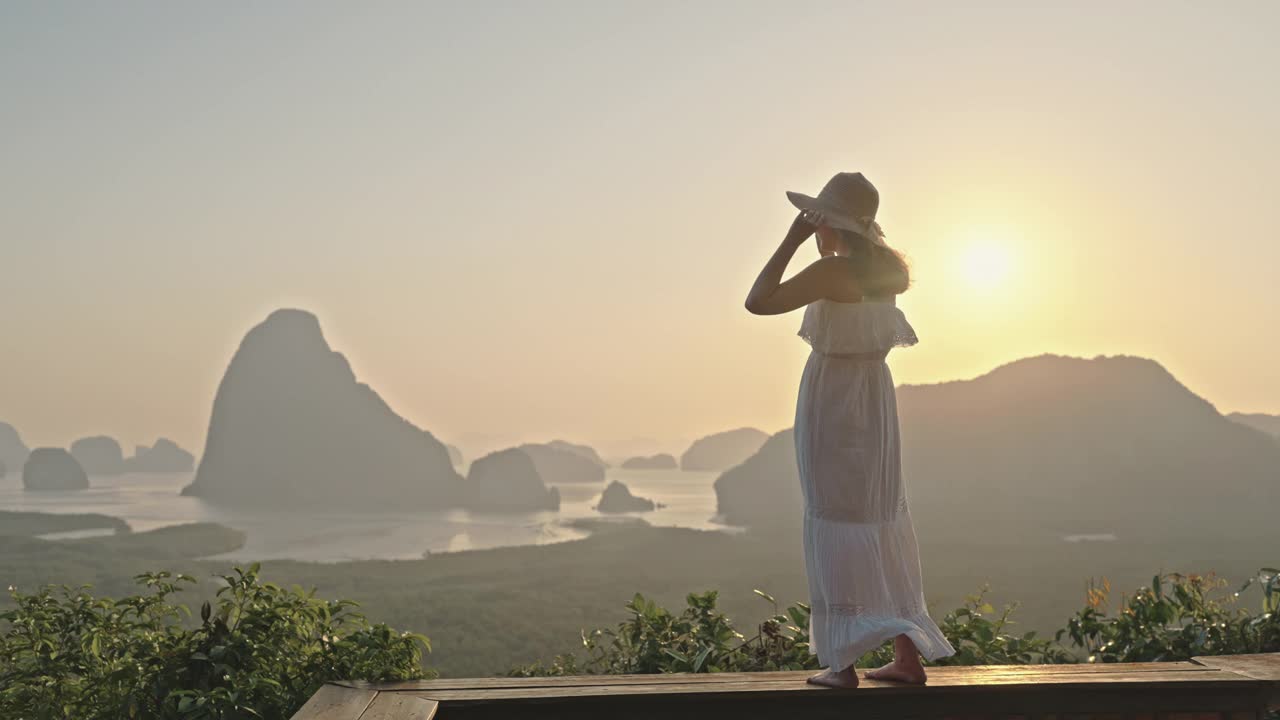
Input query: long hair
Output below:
<box><xmin>834</xmin><ymin>228</ymin><xmax>911</xmax><ymax>296</ymax></box>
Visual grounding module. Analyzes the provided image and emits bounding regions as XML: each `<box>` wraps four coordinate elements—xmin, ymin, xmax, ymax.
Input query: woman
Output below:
<box><xmin>744</xmin><ymin>172</ymin><xmax>956</xmax><ymax>689</ymax></box>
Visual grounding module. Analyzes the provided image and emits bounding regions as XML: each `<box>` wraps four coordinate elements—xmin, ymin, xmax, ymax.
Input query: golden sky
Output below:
<box><xmin>2</xmin><ymin>2</ymin><xmax>1277</xmax><ymax>458</ymax></box>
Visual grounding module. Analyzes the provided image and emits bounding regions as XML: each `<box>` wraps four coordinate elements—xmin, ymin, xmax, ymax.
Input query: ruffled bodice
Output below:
<box><xmin>797</xmin><ymin>298</ymin><xmax>919</xmax><ymax>356</ymax></box>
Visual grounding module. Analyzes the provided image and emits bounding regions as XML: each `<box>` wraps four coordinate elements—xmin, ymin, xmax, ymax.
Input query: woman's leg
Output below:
<box><xmin>864</xmin><ymin>634</ymin><xmax>928</xmax><ymax>683</ymax></box>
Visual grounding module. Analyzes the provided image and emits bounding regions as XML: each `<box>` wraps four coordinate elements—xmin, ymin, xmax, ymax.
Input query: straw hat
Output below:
<box><xmin>786</xmin><ymin>171</ymin><xmax>887</xmax><ymax>247</ymax></box>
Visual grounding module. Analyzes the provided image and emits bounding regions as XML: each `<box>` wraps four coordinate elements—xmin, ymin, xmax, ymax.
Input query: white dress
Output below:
<box><xmin>795</xmin><ymin>298</ymin><xmax>956</xmax><ymax>671</ymax></box>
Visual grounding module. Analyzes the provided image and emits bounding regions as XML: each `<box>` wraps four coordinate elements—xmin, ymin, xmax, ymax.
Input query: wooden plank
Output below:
<box><xmin>359</xmin><ymin>663</ymin><xmax>1220</xmax><ymax>692</ymax></box>
<box><xmin>1192</xmin><ymin>654</ymin><xmax>1280</xmax><ymax>681</ymax></box>
<box><xmin>408</xmin><ymin>686</ymin><xmax>1271</xmax><ymax>720</ymax></box>
<box><xmin>303</xmin><ymin>658</ymin><xmax>1280</xmax><ymax>720</ymax></box>
<box><xmin>344</xmin><ymin>661</ymin><xmax>1216</xmax><ymax>692</ymax></box>
<box><xmin>357</xmin><ymin>693</ymin><xmax>438</xmax><ymax>720</ymax></box>
<box><xmin>402</xmin><ymin>669</ymin><xmax>1260</xmax><ymax>703</ymax></box>
<box><xmin>340</xmin><ymin>670</ymin><xmax>816</xmax><ymax>690</ymax></box>
<box><xmin>1192</xmin><ymin>653</ymin><xmax>1280</xmax><ymax>711</ymax></box>
<box><xmin>289</xmin><ymin>684</ymin><xmax>378</xmax><ymax>720</ymax></box>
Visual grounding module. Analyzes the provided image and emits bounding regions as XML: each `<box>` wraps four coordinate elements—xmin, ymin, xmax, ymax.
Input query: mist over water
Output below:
<box><xmin>0</xmin><ymin>467</ymin><xmax>727</xmax><ymax>562</ymax></box>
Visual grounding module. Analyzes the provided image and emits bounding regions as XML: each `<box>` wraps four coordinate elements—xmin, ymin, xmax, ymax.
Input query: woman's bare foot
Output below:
<box><xmin>864</xmin><ymin>658</ymin><xmax>927</xmax><ymax>684</ymax></box>
<box><xmin>806</xmin><ymin>666</ymin><xmax>859</xmax><ymax>688</ymax></box>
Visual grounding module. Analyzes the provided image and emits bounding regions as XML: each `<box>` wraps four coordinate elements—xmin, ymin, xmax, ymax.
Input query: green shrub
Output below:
<box><xmin>520</xmin><ymin>569</ymin><xmax>1280</xmax><ymax>677</ymax></box>
<box><xmin>1057</xmin><ymin>569</ymin><xmax>1280</xmax><ymax>662</ymax></box>
<box><xmin>509</xmin><ymin>584</ymin><xmax>1067</xmax><ymax>675</ymax></box>
<box><xmin>508</xmin><ymin>589</ymin><xmax>804</xmax><ymax>676</ymax></box>
<box><xmin>0</xmin><ymin>564</ymin><xmax>432</xmax><ymax>720</ymax></box>
<box><xmin>931</xmin><ymin>583</ymin><xmax>1075</xmax><ymax>666</ymax></box>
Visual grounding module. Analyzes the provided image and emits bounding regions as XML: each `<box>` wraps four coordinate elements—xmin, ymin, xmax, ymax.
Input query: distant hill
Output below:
<box><xmin>70</xmin><ymin>436</ymin><xmax>125</xmax><ymax>475</ymax></box>
<box><xmin>517</xmin><ymin>443</ymin><xmax>606</xmax><ymax>484</ymax></box>
<box><xmin>123</xmin><ymin>438</ymin><xmax>195</xmax><ymax>473</ymax></box>
<box><xmin>716</xmin><ymin>354</ymin><xmax>1280</xmax><ymax>539</ymax></box>
<box><xmin>680</xmin><ymin>428</ymin><xmax>769</xmax><ymax>471</ymax></box>
<box><xmin>1228</xmin><ymin>412</ymin><xmax>1280</xmax><ymax>438</ymax></box>
<box><xmin>545</xmin><ymin>440</ymin><xmax>608</xmax><ymax>468</ymax></box>
<box><xmin>0</xmin><ymin>422</ymin><xmax>29</xmax><ymax>474</ymax></box>
<box><xmin>183</xmin><ymin>309</ymin><xmax>464</xmax><ymax>508</ymax></box>
<box><xmin>621</xmin><ymin>453</ymin><xmax>678</xmax><ymax>470</ymax></box>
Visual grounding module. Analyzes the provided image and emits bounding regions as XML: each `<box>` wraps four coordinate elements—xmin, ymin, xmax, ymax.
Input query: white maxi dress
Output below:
<box><xmin>795</xmin><ymin>298</ymin><xmax>956</xmax><ymax>672</ymax></box>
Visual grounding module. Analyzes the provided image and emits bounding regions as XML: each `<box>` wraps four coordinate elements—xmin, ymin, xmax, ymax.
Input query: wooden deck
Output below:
<box><xmin>292</xmin><ymin>652</ymin><xmax>1280</xmax><ymax>720</ymax></box>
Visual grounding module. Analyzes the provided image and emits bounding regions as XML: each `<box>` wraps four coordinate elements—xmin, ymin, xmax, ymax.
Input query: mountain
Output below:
<box><xmin>895</xmin><ymin>354</ymin><xmax>1280</xmax><ymax>528</ymax></box>
<box><xmin>1229</xmin><ymin>413</ymin><xmax>1280</xmax><ymax>438</ymax></box>
<box><xmin>0</xmin><ymin>422</ymin><xmax>29</xmax><ymax>473</ymax></box>
<box><xmin>123</xmin><ymin>439</ymin><xmax>195</xmax><ymax>473</ymax></box>
<box><xmin>715</xmin><ymin>354</ymin><xmax>1280</xmax><ymax>539</ymax></box>
<box><xmin>680</xmin><ymin>427</ymin><xmax>769</xmax><ymax>471</ymax></box>
<box><xmin>516</xmin><ymin>443</ymin><xmax>606</xmax><ymax>484</ymax></box>
<box><xmin>70</xmin><ymin>436</ymin><xmax>125</xmax><ymax>475</ymax></box>
<box><xmin>621</xmin><ymin>453</ymin><xmax>678</xmax><ymax>470</ymax></box>
<box><xmin>23</xmin><ymin>448</ymin><xmax>89</xmax><ymax>491</ymax></box>
<box><xmin>183</xmin><ymin>309</ymin><xmax>464</xmax><ymax>508</ymax></box>
<box><xmin>464</xmin><ymin>448</ymin><xmax>559</xmax><ymax>511</ymax></box>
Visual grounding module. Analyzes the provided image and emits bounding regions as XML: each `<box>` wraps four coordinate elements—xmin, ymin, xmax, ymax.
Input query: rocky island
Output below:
<box><xmin>69</xmin><ymin>436</ymin><xmax>125</xmax><ymax>475</ymax></box>
<box><xmin>464</xmin><ymin>448</ymin><xmax>560</xmax><ymax>511</ymax></box>
<box><xmin>182</xmin><ymin>309</ymin><xmax>465</xmax><ymax>508</ymax></box>
<box><xmin>595</xmin><ymin>480</ymin><xmax>658</xmax><ymax>513</ymax></box>
<box><xmin>23</xmin><ymin>448</ymin><xmax>90</xmax><ymax>491</ymax></box>
<box><xmin>1</xmin><ymin>421</ymin><xmax>29</xmax><ymax>474</ymax></box>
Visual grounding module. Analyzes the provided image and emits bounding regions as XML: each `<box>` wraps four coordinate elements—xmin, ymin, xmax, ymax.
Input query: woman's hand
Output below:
<box><xmin>801</xmin><ymin>209</ymin><xmax>829</xmax><ymax>227</ymax></box>
<box><xmin>784</xmin><ymin>210</ymin><xmax>822</xmax><ymax>245</ymax></box>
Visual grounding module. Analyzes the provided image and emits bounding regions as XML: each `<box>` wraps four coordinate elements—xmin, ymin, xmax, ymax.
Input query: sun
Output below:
<box><xmin>958</xmin><ymin>238</ymin><xmax>1014</xmax><ymax>291</ymax></box>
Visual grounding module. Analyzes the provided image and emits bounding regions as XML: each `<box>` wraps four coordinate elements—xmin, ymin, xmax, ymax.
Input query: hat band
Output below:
<box><xmin>822</xmin><ymin>210</ymin><xmax>886</xmax><ymax>248</ymax></box>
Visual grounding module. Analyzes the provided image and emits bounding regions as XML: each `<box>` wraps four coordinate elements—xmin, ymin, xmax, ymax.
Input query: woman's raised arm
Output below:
<box><xmin>744</xmin><ymin>213</ymin><xmax>863</xmax><ymax>315</ymax></box>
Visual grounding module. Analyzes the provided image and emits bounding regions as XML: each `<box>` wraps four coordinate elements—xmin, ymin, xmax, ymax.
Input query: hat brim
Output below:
<box><xmin>785</xmin><ymin>190</ymin><xmax>822</xmax><ymax>212</ymax></box>
<box><xmin>785</xmin><ymin>191</ymin><xmax>867</xmax><ymax>233</ymax></box>
<box><xmin>785</xmin><ymin>190</ymin><xmax>888</xmax><ymax>247</ymax></box>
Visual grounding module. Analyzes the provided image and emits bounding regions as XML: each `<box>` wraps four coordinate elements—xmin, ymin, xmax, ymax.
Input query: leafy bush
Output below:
<box><xmin>509</xmin><ymin>584</ymin><xmax>1068</xmax><ymax>676</ymax></box>
<box><xmin>931</xmin><ymin>583</ymin><xmax>1076</xmax><ymax>666</ymax></box>
<box><xmin>0</xmin><ymin>564</ymin><xmax>432</xmax><ymax>720</ymax></box>
<box><xmin>509</xmin><ymin>589</ymin><xmax>809</xmax><ymax>676</ymax></box>
<box><xmin>513</xmin><ymin>569</ymin><xmax>1280</xmax><ymax>676</ymax></box>
<box><xmin>1057</xmin><ymin>569</ymin><xmax>1280</xmax><ymax>662</ymax></box>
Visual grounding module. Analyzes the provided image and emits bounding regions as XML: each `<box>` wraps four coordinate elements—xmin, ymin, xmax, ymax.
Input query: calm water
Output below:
<box><xmin>0</xmin><ymin>468</ymin><xmax>735</xmax><ymax>562</ymax></box>
<box><xmin>1062</xmin><ymin>533</ymin><xmax>1118</xmax><ymax>543</ymax></box>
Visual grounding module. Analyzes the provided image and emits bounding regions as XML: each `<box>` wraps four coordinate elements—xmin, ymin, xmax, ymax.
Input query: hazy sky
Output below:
<box><xmin>3</xmin><ymin>1</ymin><xmax>1278</xmax><ymax>458</ymax></box>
